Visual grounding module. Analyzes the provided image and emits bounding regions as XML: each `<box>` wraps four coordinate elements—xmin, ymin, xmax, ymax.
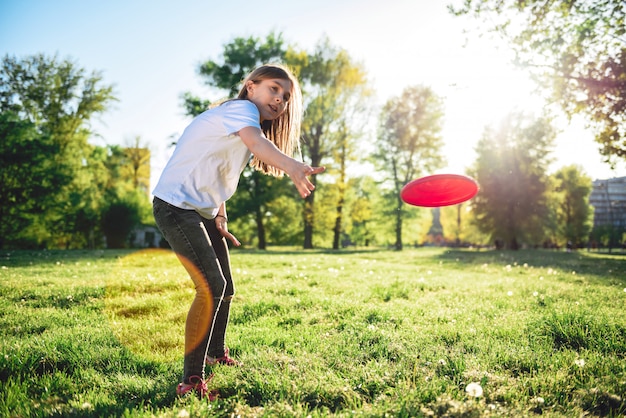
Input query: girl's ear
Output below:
<box><xmin>245</xmin><ymin>80</ymin><xmax>255</xmax><ymax>96</ymax></box>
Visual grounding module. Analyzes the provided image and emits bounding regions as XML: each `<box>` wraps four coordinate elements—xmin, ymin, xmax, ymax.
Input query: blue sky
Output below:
<box><xmin>2</xmin><ymin>0</ymin><xmax>624</xmax><ymax>185</ymax></box>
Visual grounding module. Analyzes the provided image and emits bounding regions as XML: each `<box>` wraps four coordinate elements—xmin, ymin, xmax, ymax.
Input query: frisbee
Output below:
<box><xmin>401</xmin><ymin>174</ymin><xmax>479</xmax><ymax>207</ymax></box>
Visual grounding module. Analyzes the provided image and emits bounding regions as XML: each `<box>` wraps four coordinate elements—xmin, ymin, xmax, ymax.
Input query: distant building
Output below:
<box><xmin>130</xmin><ymin>225</ymin><xmax>163</xmax><ymax>248</ymax></box>
<box><xmin>589</xmin><ymin>176</ymin><xmax>626</xmax><ymax>228</ymax></box>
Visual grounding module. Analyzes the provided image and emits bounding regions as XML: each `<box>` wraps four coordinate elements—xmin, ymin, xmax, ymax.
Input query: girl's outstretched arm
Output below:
<box><xmin>239</xmin><ymin>126</ymin><xmax>325</xmax><ymax>198</ymax></box>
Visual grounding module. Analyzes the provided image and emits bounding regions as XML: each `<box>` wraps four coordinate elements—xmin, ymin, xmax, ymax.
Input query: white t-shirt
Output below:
<box><xmin>152</xmin><ymin>99</ymin><xmax>261</xmax><ymax>219</ymax></box>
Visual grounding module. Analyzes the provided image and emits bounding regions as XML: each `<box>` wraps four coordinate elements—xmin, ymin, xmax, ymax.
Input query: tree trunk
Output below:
<box><xmin>394</xmin><ymin>196</ymin><xmax>403</xmax><ymax>250</ymax></box>
<box><xmin>255</xmin><ymin>206</ymin><xmax>266</xmax><ymax>250</ymax></box>
<box><xmin>303</xmin><ymin>196</ymin><xmax>314</xmax><ymax>249</ymax></box>
<box><xmin>303</xmin><ymin>148</ymin><xmax>321</xmax><ymax>249</ymax></box>
<box><xmin>332</xmin><ymin>146</ymin><xmax>347</xmax><ymax>250</ymax></box>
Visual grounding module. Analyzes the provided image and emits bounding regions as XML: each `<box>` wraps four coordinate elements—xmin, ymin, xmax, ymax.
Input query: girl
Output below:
<box><xmin>152</xmin><ymin>64</ymin><xmax>324</xmax><ymax>398</ymax></box>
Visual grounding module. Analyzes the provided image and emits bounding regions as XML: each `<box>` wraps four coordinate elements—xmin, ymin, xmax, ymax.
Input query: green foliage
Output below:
<box><xmin>0</xmin><ymin>111</ymin><xmax>62</xmax><ymax>248</ymax></box>
<box><xmin>470</xmin><ymin>112</ymin><xmax>556</xmax><ymax>249</ymax></box>
<box><xmin>101</xmin><ymin>190</ymin><xmax>148</xmax><ymax>249</ymax></box>
<box><xmin>0</xmin><ymin>54</ymin><xmax>118</xmax><ymax>249</ymax></box>
<box><xmin>550</xmin><ymin>165</ymin><xmax>593</xmax><ymax>247</ymax></box>
<box><xmin>450</xmin><ymin>0</ymin><xmax>626</xmax><ymax>163</ymax></box>
<box><xmin>1</xmin><ymin>248</ymin><xmax>625</xmax><ymax>417</ymax></box>
<box><xmin>182</xmin><ymin>31</ymin><xmax>287</xmax><ymax>116</ymax></box>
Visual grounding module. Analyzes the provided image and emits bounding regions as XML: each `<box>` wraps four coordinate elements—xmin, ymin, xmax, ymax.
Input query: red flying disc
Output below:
<box><xmin>401</xmin><ymin>174</ymin><xmax>479</xmax><ymax>207</ymax></box>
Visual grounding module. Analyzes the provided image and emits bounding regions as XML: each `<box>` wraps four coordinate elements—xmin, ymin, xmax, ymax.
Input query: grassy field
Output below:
<box><xmin>1</xmin><ymin>247</ymin><xmax>625</xmax><ymax>417</ymax></box>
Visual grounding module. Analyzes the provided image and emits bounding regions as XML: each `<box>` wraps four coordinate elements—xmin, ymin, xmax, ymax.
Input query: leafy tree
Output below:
<box><xmin>122</xmin><ymin>136</ymin><xmax>151</xmax><ymax>195</ymax></box>
<box><xmin>470</xmin><ymin>112</ymin><xmax>556</xmax><ymax>249</ymax></box>
<box><xmin>101</xmin><ymin>192</ymin><xmax>143</xmax><ymax>249</ymax></box>
<box><xmin>551</xmin><ymin>165</ymin><xmax>593</xmax><ymax>248</ymax></box>
<box><xmin>0</xmin><ymin>54</ymin><xmax>116</xmax><ymax>248</ymax></box>
<box><xmin>295</xmin><ymin>38</ymin><xmax>371</xmax><ymax>249</ymax></box>
<box><xmin>182</xmin><ymin>31</ymin><xmax>287</xmax><ymax>113</ymax></box>
<box><xmin>449</xmin><ymin>0</ymin><xmax>626</xmax><ymax>164</ymax></box>
<box><xmin>0</xmin><ymin>111</ymin><xmax>59</xmax><ymax>248</ymax></box>
<box><xmin>374</xmin><ymin>85</ymin><xmax>446</xmax><ymax>250</ymax></box>
<box><xmin>347</xmin><ymin>177</ymin><xmax>376</xmax><ymax>247</ymax></box>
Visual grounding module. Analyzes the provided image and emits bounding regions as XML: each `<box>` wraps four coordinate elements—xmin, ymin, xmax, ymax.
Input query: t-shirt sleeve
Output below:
<box><xmin>222</xmin><ymin>100</ymin><xmax>261</xmax><ymax>135</ymax></box>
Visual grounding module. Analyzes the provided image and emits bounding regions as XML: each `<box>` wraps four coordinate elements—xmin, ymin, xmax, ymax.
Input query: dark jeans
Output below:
<box><xmin>152</xmin><ymin>197</ymin><xmax>234</xmax><ymax>381</ymax></box>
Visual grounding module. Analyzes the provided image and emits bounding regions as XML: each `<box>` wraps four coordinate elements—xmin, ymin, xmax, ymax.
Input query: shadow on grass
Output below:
<box><xmin>0</xmin><ymin>249</ymin><xmax>133</xmax><ymax>267</ymax></box>
<box><xmin>435</xmin><ymin>248</ymin><xmax>626</xmax><ymax>283</ymax></box>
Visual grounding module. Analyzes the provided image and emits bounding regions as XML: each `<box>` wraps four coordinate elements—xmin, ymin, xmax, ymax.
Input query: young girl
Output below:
<box><xmin>152</xmin><ymin>64</ymin><xmax>324</xmax><ymax>399</ymax></box>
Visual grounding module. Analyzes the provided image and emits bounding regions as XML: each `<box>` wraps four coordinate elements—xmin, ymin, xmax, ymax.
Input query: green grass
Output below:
<box><xmin>1</xmin><ymin>247</ymin><xmax>625</xmax><ymax>417</ymax></box>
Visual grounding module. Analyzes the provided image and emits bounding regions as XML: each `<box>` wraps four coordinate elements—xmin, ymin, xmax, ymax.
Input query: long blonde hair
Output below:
<box><xmin>236</xmin><ymin>64</ymin><xmax>303</xmax><ymax>177</ymax></box>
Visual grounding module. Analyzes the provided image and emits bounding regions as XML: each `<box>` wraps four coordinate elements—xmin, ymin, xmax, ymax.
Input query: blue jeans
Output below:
<box><xmin>152</xmin><ymin>197</ymin><xmax>234</xmax><ymax>381</ymax></box>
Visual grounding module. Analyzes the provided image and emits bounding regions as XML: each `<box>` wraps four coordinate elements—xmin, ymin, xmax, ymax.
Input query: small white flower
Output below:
<box><xmin>575</xmin><ymin>358</ymin><xmax>585</xmax><ymax>367</ymax></box>
<box><xmin>531</xmin><ymin>396</ymin><xmax>545</xmax><ymax>405</ymax></box>
<box><xmin>177</xmin><ymin>409</ymin><xmax>190</xmax><ymax>418</ymax></box>
<box><xmin>533</xmin><ymin>291</ymin><xmax>539</xmax><ymax>297</ymax></box>
<box><xmin>507</xmin><ymin>291</ymin><xmax>513</xmax><ymax>296</ymax></box>
<box><xmin>465</xmin><ymin>382</ymin><xmax>483</xmax><ymax>397</ymax></box>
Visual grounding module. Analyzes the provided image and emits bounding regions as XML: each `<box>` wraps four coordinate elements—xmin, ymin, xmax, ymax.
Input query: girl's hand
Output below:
<box><xmin>238</xmin><ymin>127</ymin><xmax>325</xmax><ymax>198</ymax></box>
<box><xmin>215</xmin><ymin>215</ymin><xmax>241</xmax><ymax>246</ymax></box>
<box><xmin>288</xmin><ymin>162</ymin><xmax>325</xmax><ymax>198</ymax></box>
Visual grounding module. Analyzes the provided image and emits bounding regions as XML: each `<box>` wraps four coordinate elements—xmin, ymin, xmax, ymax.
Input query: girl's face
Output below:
<box><xmin>245</xmin><ymin>78</ymin><xmax>292</xmax><ymax>122</ymax></box>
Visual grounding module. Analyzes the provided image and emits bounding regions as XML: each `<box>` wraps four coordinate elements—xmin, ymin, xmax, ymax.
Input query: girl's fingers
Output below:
<box><xmin>224</xmin><ymin>231</ymin><xmax>241</xmax><ymax>246</ymax></box>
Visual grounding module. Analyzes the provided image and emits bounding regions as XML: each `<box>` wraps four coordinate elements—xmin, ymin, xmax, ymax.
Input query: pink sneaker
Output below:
<box><xmin>205</xmin><ymin>347</ymin><xmax>242</xmax><ymax>366</ymax></box>
<box><xmin>176</xmin><ymin>374</ymin><xmax>218</xmax><ymax>400</ymax></box>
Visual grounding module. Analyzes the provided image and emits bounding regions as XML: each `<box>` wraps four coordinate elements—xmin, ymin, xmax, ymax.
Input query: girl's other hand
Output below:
<box><xmin>215</xmin><ymin>216</ymin><xmax>241</xmax><ymax>246</ymax></box>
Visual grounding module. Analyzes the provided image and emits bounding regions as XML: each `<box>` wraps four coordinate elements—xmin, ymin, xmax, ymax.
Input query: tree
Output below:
<box><xmin>470</xmin><ymin>112</ymin><xmax>556</xmax><ymax>249</ymax></box>
<box><xmin>0</xmin><ymin>54</ymin><xmax>116</xmax><ymax>248</ymax></box>
<box><xmin>182</xmin><ymin>31</ymin><xmax>287</xmax><ymax>114</ymax></box>
<box><xmin>101</xmin><ymin>192</ymin><xmax>143</xmax><ymax>249</ymax></box>
<box><xmin>449</xmin><ymin>0</ymin><xmax>626</xmax><ymax>165</ymax></box>
<box><xmin>296</xmin><ymin>38</ymin><xmax>371</xmax><ymax>249</ymax></box>
<box><xmin>122</xmin><ymin>136</ymin><xmax>151</xmax><ymax>195</ymax></box>
<box><xmin>551</xmin><ymin>165</ymin><xmax>593</xmax><ymax>248</ymax></box>
<box><xmin>0</xmin><ymin>111</ymin><xmax>59</xmax><ymax>248</ymax></box>
<box><xmin>374</xmin><ymin>85</ymin><xmax>446</xmax><ymax>250</ymax></box>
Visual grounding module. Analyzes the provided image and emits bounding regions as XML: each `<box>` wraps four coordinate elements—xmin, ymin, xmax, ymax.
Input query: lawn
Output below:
<box><xmin>1</xmin><ymin>247</ymin><xmax>624</xmax><ymax>417</ymax></box>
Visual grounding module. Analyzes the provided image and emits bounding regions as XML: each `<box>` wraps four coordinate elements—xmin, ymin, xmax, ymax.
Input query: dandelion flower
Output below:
<box><xmin>465</xmin><ymin>382</ymin><xmax>483</xmax><ymax>397</ymax></box>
